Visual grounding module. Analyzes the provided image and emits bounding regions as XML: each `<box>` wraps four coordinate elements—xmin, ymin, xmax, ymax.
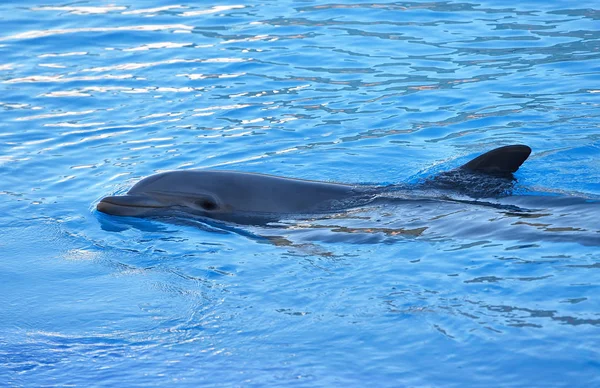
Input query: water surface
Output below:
<box><xmin>1</xmin><ymin>1</ymin><xmax>599</xmax><ymax>386</ymax></box>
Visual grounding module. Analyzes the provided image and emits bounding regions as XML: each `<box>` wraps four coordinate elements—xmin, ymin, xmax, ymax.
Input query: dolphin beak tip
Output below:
<box><xmin>96</xmin><ymin>198</ymin><xmax>111</xmax><ymax>214</ymax></box>
<box><xmin>96</xmin><ymin>196</ymin><xmax>120</xmax><ymax>215</ymax></box>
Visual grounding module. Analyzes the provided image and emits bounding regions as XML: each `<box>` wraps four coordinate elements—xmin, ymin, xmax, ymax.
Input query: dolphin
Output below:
<box><xmin>97</xmin><ymin>145</ymin><xmax>532</xmax><ymax>224</ymax></box>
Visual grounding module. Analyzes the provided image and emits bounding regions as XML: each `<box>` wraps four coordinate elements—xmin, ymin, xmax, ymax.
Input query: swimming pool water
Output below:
<box><xmin>1</xmin><ymin>1</ymin><xmax>599</xmax><ymax>386</ymax></box>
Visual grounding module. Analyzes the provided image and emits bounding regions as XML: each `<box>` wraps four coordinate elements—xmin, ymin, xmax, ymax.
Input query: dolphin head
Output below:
<box><xmin>97</xmin><ymin>171</ymin><xmax>224</xmax><ymax>217</ymax></box>
<box><xmin>97</xmin><ymin>169</ymin><xmax>358</xmax><ymax>224</ymax></box>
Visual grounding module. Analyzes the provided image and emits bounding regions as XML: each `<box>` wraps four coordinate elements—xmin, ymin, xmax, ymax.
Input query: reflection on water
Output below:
<box><xmin>242</xmin><ymin>192</ymin><xmax>600</xmax><ymax>248</ymax></box>
<box><xmin>1</xmin><ymin>0</ymin><xmax>599</xmax><ymax>386</ymax></box>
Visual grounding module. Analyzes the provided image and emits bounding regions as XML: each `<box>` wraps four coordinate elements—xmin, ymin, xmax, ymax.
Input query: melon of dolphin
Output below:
<box><xmin>97</xmin><ymin>145</ymin><xmax>532</xmax><ymax>224</ymax></box>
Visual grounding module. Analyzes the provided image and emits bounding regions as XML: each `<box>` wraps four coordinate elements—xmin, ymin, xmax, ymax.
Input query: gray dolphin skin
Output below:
<box><xmin>97</xmin><ymin>145</ymin><xmax>532</xmax><ymax>224</ymax></box>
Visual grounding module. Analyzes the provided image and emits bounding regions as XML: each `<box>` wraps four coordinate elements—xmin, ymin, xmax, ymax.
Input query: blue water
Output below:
<box><xmin>1</xmin><ymin>1</ymin><xmax>599</xmax><ymax>386</ymax></box>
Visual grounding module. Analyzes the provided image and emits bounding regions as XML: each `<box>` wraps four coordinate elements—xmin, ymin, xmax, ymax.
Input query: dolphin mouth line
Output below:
<box><xmin>99</xmin><ymin>198</ymin><xmax>164</xmax><ymax>209</ymax></box>
<box><xmin>97</xmin><ymin>195</ymin><xmax>168</xmax><ymax>215</ymax></box>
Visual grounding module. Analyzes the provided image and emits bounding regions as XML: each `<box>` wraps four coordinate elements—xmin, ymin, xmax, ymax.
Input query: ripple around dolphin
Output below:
<box><xmin>95</xmin><ymin>179</ymin><xmax>600</xmax><ymax>248</ymax></box>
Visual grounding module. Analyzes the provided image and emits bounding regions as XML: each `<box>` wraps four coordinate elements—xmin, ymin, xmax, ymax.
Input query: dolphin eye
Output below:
<box><xmin>196</xmin><ymin>198</ymin><xmax>218</xmax><ymax>211</ymax></box>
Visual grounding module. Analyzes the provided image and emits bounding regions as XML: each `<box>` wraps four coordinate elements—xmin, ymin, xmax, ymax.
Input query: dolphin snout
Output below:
<box><xmin>97</xmin><ymin>195</ymin><xmax>166</xmax><ymax>216</ymax></box>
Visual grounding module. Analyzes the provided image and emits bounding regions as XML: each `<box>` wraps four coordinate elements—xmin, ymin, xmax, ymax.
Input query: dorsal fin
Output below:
<box><xmin>460</xmin><ymin>145</ymin><xmax>531</xmax><ymax>174</ymax></box>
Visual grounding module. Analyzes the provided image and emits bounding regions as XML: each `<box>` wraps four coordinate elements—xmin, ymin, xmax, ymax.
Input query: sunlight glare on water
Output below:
<box><xmin>1</xmin><ymin>0</ymin><xmax>599</xmax><ymax>386</ymax></box>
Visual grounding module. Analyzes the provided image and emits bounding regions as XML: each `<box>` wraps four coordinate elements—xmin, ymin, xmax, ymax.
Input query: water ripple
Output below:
<box><xmin>0</xmin><ymin>24</ymin><xmax>195</xmax><ymax>41</ymax></box>
<box><xmin>1</xmin><ymin>0</ymin><xmax>599</xmax><ymax>386</ymax></box>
